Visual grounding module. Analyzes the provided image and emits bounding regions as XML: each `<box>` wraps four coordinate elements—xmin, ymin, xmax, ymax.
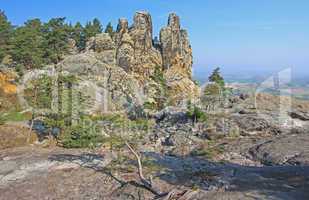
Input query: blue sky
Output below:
<box><xmin>1</xmin><ymin>0</ymin><xmax>309</xmax><ymax>78</ymax></box>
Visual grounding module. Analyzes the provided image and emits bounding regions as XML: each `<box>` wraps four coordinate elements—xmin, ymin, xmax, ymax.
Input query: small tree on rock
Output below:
<box><xmin>209</xmin><ymin>67</ymin><xmax>225</xmax><ymax>88</ymax></box>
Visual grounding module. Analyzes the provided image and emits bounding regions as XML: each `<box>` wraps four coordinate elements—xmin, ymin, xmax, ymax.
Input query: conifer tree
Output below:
<box><xmin>104</xmin><ymin>22</ymin><xmax>114</xmax><ymax>37</ymax></box>
<box><xmin>43</xmin><ymin>17</ymin><xmax>71</xmax><ymax>64</ymax></box>
<box><xmin>84</xmin><ymin>18</ymin><xmax>102</xmax><ymax>39</ymax></box>
<box><xmin>209</xmin><ymin>67</ymin><xmax>225</xmax><ymax>88</ymax></box>
<box><xmin>72</xmin><ymin>22</ymin><xmax>86</xmax><ymax>50</ymax></box>
<box><xmin>0</xmin><ymin>10</ymin><xmax>12</xmax><ymax>63</ymax></box>
<box><xmin>10</xmin><ymin>19</ymin><xmax>45</xmax><ymax>69</ymax></box>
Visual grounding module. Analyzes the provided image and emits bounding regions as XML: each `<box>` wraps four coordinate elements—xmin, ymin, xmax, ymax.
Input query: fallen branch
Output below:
<box><xmin>125</xmin><ymin>141</ymin><xmax>197</xmax><ymax>200</ymax></box>
<box><xmin>125</xmin><ymin>142</ymin><xmax>171</xmax><ymax>197</ymax></box>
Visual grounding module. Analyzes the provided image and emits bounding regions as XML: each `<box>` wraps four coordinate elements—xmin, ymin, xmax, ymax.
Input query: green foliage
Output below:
<box><xmin>143</xmin><ymin>101</ymin><xmax>156</xmax><ymax>110</ymax></box>
<box><xmin>202</xmin><ymin>83</ymin><xmax>224</xmax><ymax>109</ymax></box>
<box><xmin>209</xmin><ymin>67</ymin><xmax>225</xmax><ymax>88</ymax></box>
<box><xmin>129</xmin><ymin>118</ymin><xmax>154</xmax><ymax>131</ymax></box>
<box><xmin>71</xmin><ymin>22</ymin><xmax>86</xmax><ymax>50</ymax></box>
<box><xmin>42</xmin><ymin>113</ymin><xmax>102</xmax><ymax>149</ymax></box>
<box><xmin>204</xmin><ymin>83</ymin><xmax>221</xmax><ymax>96</ymax></box>
<box><xmin>150</xmin><ymin>66</ymin><xmax>168</xmax><ymax>110</ymax></box>
<box><xmin>0</xmin><ymin>10</ymin><xmax>12</xmax><ymax>62</ymax></box>
<box><xmin>104</xmin><ymin>22</ymin><xmax>114</xmax><ymax>37</ymax></box>
<box><xmin>60</xmin><ymin>123</ymin><xmax>103</xmax><ymax>148</ymax></box>
<box><xmin>0</xmin><ymin>110</ymin><xmax>30</xmax><ymax>123</ymax></box>
<box><xmin>0</xmin><ymin>11</ymin><xmax>109</xmax><ymax>72</ymax></box>
<box><xmin>6</xmin><ymin>15</ymin><xmax>84</xmax><ymax>70</ymax></box>
<box><xmin>4</xmin><ymin>111</ymin><xmax>30</xmax><ymax>122</ymax></box>
<box><xmin>59</xmin><ymin>113</ymin><xmax>153</xmax><ymax>149</ymax></box>
<box><xmin>91</xmin><ymin>113</ymin><xmax>154</xmax><ymax>131</ymax></box>
<box><xmin>43</xmin><ymin>17</ymin><xmax>71</xmax><ymax>64</ymax></box>
<box><xmin>84</xmin><ymin>18</ymin><xmax>103</xmax><ymax>39</ymax></box>
<box><xmin>193</xmin><ymin>79</ymin><xmax>200</xmax><ymax>86</ymax></box>
<box><xmin>1</xmin><ymin>55</ymin><xmax>12</xmax><ymax>66</ymax></box>
<box><xmin>90</xmin><ymin>113</ymin><xmax>127</xmax><ymax>126</ymax></box>
<box><xmin>25</xmin><ymin>74</ymin><xmax>53</xmax><ymax>109</ymax></box>
<box><xmin>0</xmin><ymin>114</ymin><xmax>6</xmax><ymax>125</ymax></box>
<box><xmin>186</xmin><ymin>101</ymin><xmax>208</xmax><ymax>123</ymax></box>
<box><xmin>10</xmin><ymin>19</ymin><xmax>45</xmax><ymax>69</ymax></box>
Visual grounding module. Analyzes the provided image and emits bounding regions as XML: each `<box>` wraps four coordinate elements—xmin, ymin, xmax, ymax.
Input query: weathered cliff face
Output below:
<box><xmin>22</xmin><ymin>12</ymin><xmax>199</xmax><ymax>115</ymax></box>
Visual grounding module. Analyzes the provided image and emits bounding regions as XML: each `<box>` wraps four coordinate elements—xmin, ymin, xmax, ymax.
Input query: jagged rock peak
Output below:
<box><xmin>132</xmin><ymin>11</ymin><xmax>153</xmax><ymax>34</ymax></box>
<box><xmin>117</xmin><ymin>18</ymin><xmax>128</xmax><ymax>33</ymax></box>
<box><xmin>168</xmin><ymin>13</ymin><xmax>181</xmax><ymax>30</ymax></box>
<box><xmin>160</xmin><ymin>12</ymin><xmax>192</xmax><ymax>72</ymax></box>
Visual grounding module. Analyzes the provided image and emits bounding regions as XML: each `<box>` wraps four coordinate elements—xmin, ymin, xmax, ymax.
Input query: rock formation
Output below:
<box><xmin>22</xmin><ymin>11</ymin><xmax>199</xmax><ymax>115</ymax></box>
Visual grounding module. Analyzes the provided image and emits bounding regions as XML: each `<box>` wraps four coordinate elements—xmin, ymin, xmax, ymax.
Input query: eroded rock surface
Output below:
<box><xmin>249</xmin><ymin>133</ymin><xmax>309</xmax><ymax>166</ymax></box>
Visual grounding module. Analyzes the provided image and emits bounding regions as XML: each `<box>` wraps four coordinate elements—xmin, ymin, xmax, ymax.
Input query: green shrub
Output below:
<box><xmin>60</xmin><ymin>123</ymin><xmax>103</xmax><ymax>148</ymax></box>
<box><xmin>0</xmin><ymin>114</ymin><xmax>6</xmax><ymax>125</ymax></box>
<box><xmin>143</xmin><ymin>101</ymin><xmax>156</xmax><ymax>110</ymax></box>
<box><xmin>1</xmin><ymin>111</ymin><xmax>30</xmax><ymax>122</ymax></box>
<box><xmin>150</xmin><ymin>65</ymin><xmax>168</xmax><ymax>110</ymax></box>
<box><xmin>186</xmin><ymin>101</ymin><xmax>208</xmax><ymax>123</ymax></box>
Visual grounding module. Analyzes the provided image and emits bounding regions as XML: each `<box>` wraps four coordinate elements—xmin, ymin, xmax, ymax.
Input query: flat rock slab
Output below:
<box><xmin>249</xmin><ymin>133</ymin><xmax>309</xmax><ymax>166</ymax></box>
<box><xmin>0</xmin><ymin>146</ymin><xmax>309</xmax><ymax>199</ymax></box>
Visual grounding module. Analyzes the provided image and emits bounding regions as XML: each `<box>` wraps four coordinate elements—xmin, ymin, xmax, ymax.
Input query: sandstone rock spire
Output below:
<box><xmin>160</xmin><ymin>13</ymin><xmax>193</xmax><ymax>74</ymax></box>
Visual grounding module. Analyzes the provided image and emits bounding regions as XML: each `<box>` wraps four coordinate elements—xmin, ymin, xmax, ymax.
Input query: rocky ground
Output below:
<box><xmin>1</xmin><ymin>94</ymin><xmax>309</xmax><ymax>199</ymax></box>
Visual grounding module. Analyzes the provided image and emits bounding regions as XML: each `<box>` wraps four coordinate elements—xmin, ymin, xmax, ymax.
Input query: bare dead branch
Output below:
<box><xmin>125</xmin><ymin>141</ymin><xmax>164</xmax><ymax>196</ymax></box>
<box><xmin>125</xmin><ymin>142</ymin><xmax>196</xmax><ymax>200</ymax></box>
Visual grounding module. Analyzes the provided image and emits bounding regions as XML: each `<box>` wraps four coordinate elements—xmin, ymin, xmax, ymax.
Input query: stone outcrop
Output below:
<box><xmin>83</xmin><ymin>11</ymin><xmax>199</xmax><ymax>106</ymax></box>
<box><xmin>21</xmin><ymin>12</ymin><xmax>199</xmax><ymax>116</ymax></box>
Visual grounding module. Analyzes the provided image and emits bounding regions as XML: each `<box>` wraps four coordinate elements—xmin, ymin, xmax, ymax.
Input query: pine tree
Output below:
<box><xmin>84</xmin><ymin>18</ymin><xmax>102</xmax><ymax>39</ymax></box>
<box><xmin>72</xmin><ymin>22</ymin><xmax>85</xmax><ymax>50</ymax></box>
<box><xmin>209</xmin><ymin>67</ymin><xmax>225</xmax><ymax>88</ymax></box>
<box><xmin>43</xmin><ymin>17</ymin><xmax>71</xmax><ymax>64</ymax></box>
<box><xmin>104</xmin><ymin>22</ymin><xmax>114</xmax><ymax>38</ymax></box>
<box><xmin>0</xmin><ymin>10</ymin><xmax>12</xmax><ymax>63</ymax></box>
<box><xmin>10</xmin><ymin>19</ymin><xmax>45</xmax><ymax>69</ymax></box>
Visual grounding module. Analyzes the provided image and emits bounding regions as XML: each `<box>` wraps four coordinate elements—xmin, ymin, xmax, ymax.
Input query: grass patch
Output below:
<box><xmin>190</xmin><ymin>142</ymin><xmax>225</xmax><ymax>160</ymax></box>
<box><xmin>1</xmin><ymin>111</ymin><xmax>30</xmax><ymax>122</ymax></box>
<box><xmin>0</xmin><ymin>114</ymin><xmax>6</xmax><ymax>125</ymax></box>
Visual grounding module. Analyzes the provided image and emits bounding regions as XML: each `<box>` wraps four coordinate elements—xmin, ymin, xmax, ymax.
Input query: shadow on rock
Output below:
<box><xmin>47</xmin><ymin>151</ymin><xmax>309</xmax><ymax>199</ymax></box>
<box><xmin>143</xmin><ymin>152</ymin><xmax>309</xmax><ymax>200</ymax></box>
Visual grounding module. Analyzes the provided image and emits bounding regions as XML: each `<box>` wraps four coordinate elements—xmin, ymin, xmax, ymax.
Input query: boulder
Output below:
<box><xmin>232</xmin><ymin>114</ymin><xmax>281</xmax><ymax>136</ymax></box>
<box><xmin>153</xmin><ymin>106</ymin><xmax>189</xmax><ymax>124</ymax></box>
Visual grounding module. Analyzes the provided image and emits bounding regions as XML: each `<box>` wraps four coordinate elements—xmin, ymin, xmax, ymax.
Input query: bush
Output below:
<box><xmin>60</xmin><ymin>123</ymin><xmax>103</xmax><ymax>148</ymax></box>
<box><xmin>186</xmin><ymin>102</ymin><xmax>208</xmax><ymax>123</ymax></box>
<box><xmin>0</xmin><ymin>114</ymin><xmax>6</xmax><ymax>125</ymax></box>
<box><xmin>4</xmin><ymin>111</ymin><xmax>30</xmax><ymax>122</ymax></box>
<box><xmin>203</xmin><ymin>83</ymin><xmax>221</xmax><ymax>96</ymax></box>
